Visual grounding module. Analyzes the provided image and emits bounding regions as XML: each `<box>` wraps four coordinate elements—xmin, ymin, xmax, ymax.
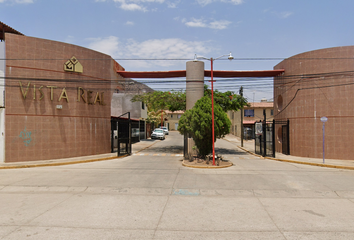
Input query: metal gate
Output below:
<box><xmin>255</xmin><ymin>119</ymin><xmax>289</xmax><ymax>158</ymax></box>
<box><xmin>255</xmin><ymin>121</ymin><xmax>274</xmax><ymax>158</ymax></box>
<box><xmin>111</xmin><ymin>112</ymin><xmax>132</xmax><ymax>156</ymax></box>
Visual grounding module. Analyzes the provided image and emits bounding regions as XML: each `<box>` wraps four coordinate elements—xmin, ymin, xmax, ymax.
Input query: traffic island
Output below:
<box><xmin>182</xmin><ymin>157</ymin><xmax>233</xmax><ymax>169</ymax></box>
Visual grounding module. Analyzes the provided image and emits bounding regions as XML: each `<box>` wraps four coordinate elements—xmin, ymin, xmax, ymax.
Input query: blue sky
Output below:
<box><xmin>1</xmin><ymin>0</ymin><xmax>354</xmax><ymax>101</ymax></box>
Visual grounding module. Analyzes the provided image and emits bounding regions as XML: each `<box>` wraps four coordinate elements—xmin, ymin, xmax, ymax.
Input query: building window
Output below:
<box><xmin>270</xmin><ymin>109</ymin><xmax>274</xmax><ymax>116</ymax></box>
<box><xmin>142</xmin><ymin>101</ymin><xmax>145</xmax><ymax>110</ymax></box>
<box><xmin>244</xmin><ymin>109</ymin><xmax>254</xmax><ymax>117</ymax></box>
<box><xmin>171</xmin><ymin>115</ymin><xmax>173</xmax><ymax>118</ymax></box>
<box><xmin>231</xmin><ymin>112</ymin><xmax>234</xmax><ymax>119</ymax></box>
<box><xmin>177</xmin><ymin>115</ymin><xmax>181</xmax><ymax>119</ymax></box>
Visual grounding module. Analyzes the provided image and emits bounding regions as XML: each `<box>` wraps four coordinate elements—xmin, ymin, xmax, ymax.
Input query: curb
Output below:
<box><xmin>0</xmin><ymin>139</ymin><xmax>161</xmax><ymax>170</ymax></box>
<box><xmin>236</xmin><ymin>146</ymin><xmax>354</xmax><ymax>171</ymax></box>
<box><xmin>182</xmin><ymin>161</ymin><xmax>233</xmax><ymax>169</ymax></box>
<box><xmin>0</xmin><ymin>155</ymin><xmax>126</xmax><ymax>170</ymax></box>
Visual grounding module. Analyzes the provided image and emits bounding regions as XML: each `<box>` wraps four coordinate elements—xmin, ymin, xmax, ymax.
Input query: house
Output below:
<box><xmin>228</xmin><ymin>100</ymin><xmax>274</xmax><ymax>139</ymax></box>
<box><xmin>164</xmin><ymin>110</ymin><xmax>184</xmax><ymax>131</ymax></box>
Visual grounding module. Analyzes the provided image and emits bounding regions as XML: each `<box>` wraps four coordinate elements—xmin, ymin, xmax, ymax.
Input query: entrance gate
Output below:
<box><xmin>111</xmin><ymin>112</ymin><xmax>132</xmax><ymax>156</ymax></box>
<box><xmin>255</xmin><ymin>121</ymin><xmax>274</xmax><ymax>157</ymax></box>
<box><xmin>254</xmin><ymin>119</ymin><xmax>290</xmax><ymax>157</ymax></box>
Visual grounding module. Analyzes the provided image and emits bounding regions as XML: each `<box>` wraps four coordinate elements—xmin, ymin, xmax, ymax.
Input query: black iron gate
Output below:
<box><xmin>255</xmin><ymin>119</ymin><xmax>290</xmax><ymax>158</ymax></box>
<box><xmin>255</xmin><ymin>121</ymin><xmax>274</xmax><ymax>158</ymax></box>
<box><xmin>111</xmin><ymin>112</ymin><xmax>131</xmax><ymax>156</ymax></box>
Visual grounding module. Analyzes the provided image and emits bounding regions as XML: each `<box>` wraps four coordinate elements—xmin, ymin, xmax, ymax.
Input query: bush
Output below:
<box><xmin>178</xmin><ymin>96</ymin><xmax>231</xmax><ymax>158</ymax></box>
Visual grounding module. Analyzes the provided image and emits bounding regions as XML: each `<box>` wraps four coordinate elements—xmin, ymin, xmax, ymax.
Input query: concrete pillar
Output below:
<box><xmin>185</xmin><ymin>61</ymin><xmax>204</xmax><ymax>159</ymax></box>
<box><xmin>186</xmin><ymin>61</ymin><xmax>204</xmax><ymax>110</ymax></box>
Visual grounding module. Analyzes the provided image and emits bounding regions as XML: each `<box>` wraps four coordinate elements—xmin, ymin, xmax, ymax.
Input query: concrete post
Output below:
<box><xmin>185</xmin><ymin>61</ymin><xmax>204</xmax><ymax>159</ymax></box>
<box><xmin>186</xmin><ymin>61</ymin><xmax>204</xmax><ymax>110</ymax></box>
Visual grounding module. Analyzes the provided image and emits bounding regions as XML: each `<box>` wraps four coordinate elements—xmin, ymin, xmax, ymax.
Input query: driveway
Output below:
<box><xmin>1</xmin><ymin>132</ymin><xmax>354</xmax><ymax>239</ymax></box>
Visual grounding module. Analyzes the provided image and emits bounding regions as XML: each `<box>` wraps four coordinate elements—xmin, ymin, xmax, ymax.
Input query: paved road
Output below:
<box><xmin>1</xmin><ymin>132</ymin><xmax>354</xmax><ymax>239</ymax></box>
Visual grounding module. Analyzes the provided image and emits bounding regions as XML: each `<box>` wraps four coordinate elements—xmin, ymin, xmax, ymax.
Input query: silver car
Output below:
<box><xmin>151</xmin><ymin>129</ymin><xmax>165</xmax><ymax>140</ymax></box>
<box><xmin>160</xmin><ymin>126</ymin><xmax>169</xmax><ymax>135</ymax></box>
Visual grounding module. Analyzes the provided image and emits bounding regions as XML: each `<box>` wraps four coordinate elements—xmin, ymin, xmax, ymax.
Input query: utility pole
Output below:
<box><xmin>262</xmin><ymin>109</ymin><xmax>266</xmax><ymax>157</ymax></box>
<box><xmin>240</xmin><ymin>86</ymin><xmax>244</xmax><ymax>147</ymax></box>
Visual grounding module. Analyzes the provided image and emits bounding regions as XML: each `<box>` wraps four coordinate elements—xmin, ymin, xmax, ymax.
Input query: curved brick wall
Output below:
<box><xmin>5</xmin><ymin>33</ymin><xmax>123</xmax><ymax>162</ymax></box>
<box><xmin>274</xmin><ymin>46</ymin><xmax>354</xmax><ymax>160</ymax></box>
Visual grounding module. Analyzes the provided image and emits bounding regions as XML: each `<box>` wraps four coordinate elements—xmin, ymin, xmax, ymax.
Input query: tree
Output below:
<box><xmin>131</xmin><ymin>90</ymin><xmax>186</xmax><ymax>126</ymax></box>
<box><xmin>203</xmin><ymin>85</ymin><xmax>248</xmax><ymax>112</ymax></box>
<box><xmin>131</xmin><ymin>90</ymin><xmax>186</xmax><ymax>112</ymax></box>
<box><xmin>131</xmin><ymin>85</ymin><xmax>247</xmax><ymax>113</ymax></box>
<box><xmin>178</xmin><ymin>96</ymin><xmax>231</xmax><ymax>158</ymax></box>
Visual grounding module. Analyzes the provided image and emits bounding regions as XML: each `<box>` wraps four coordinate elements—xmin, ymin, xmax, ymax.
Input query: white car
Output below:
<box><xmin>160</xmin><ymin>126</ymin><xmax>169</xmax><ymax>135</ymax></box>
<box><xmin>151</xmin><ymin>129</ymin><xmax>165</xmax><ymax>140</ymax></box>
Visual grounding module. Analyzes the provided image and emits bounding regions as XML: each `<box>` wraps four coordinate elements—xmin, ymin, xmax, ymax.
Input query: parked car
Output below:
<box><xmin>160</xmin><ymin>126</ymin><xmax>169</xmax><ymax>135</ymax></box>
<box><xmin>151</xmin><ymin>129</ymin><xmax>165</xmax><ymax>140</ymax></box>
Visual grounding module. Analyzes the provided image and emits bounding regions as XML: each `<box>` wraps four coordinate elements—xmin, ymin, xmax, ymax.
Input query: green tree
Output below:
<box><xmin>178</xmin><ymin>96</ymin><xmax>231</xmax><ymax>158</ymax></box>
<box><xmin>203</xmin><ymin>85</ymin><xmax>248</xmax><ymax>112</ymax></box>
<box><xmin>131</xmin><ymin>90</ymin><xmax>186</xmax><ymax>112</ymax></box>
<box><xmin>131</xmin><ymin>85</ymin><xmax>247</xmax><ymax>113</ymax></box>
<box><xmin>131</xmin><ymin>90</ymin><xmax>186</xmax><ymax>126</ymax></box>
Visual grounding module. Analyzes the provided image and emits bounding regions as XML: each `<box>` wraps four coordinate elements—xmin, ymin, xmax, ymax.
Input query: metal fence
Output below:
<box><xmin>255</xmin><ymin>121</ymin><xmax>274</xmax><ymax>157</ymax></box>
<box><xmin>254</xmin><ymin>119</ymin><xmax>290</xmax><ymax>158</ymax></box>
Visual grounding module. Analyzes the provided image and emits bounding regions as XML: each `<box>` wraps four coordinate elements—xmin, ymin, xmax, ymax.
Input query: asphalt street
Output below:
<box><xmin>1</xmin><ymin>132</ymin><xmax>354</xmax><ymax>239</ymax></box>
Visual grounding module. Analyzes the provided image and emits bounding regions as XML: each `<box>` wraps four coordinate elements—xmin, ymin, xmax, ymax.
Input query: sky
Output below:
<box><xmin>1</xmin><ymin>0</ymin><xmax>354</xmax><ymax>102</ymax></box>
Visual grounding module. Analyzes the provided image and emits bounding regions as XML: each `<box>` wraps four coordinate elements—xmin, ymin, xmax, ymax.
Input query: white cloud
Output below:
<box><xmin>122</xmin><ymin>2</ymin><xmax>147</xmax><ymax>11</ymax></box>
<box><xmin>0</xmin><ymin>0</ymin><xmax>34</xmax><ymax>3</ymax></box>
<box><xmin>223</xmin><ymin>0</ymin><xmax>243</xmax><ymax>4</ymax></box>
<box><xmin>196</xmin><ymin>0</ymin><xmax>243</xmax><ymax>6</ymax></box>
<box><xmin>264</xmin><ymin>8</ymin><xmax>293</xmax><ymax>19</ymax></box>
<box><xmin>184</xmin><ymin>18</ymin><xmax>207</xmax><ymax>28</ymax></box>
<box><xmin>108</xmin><ymin>0</ymin><xmax>165</xmax><ymax>11</ymax></box>
<box><xmin>87</xmin><ymin>36</ymin><xmax>120</xmax><ymax>57</ymax></box>
<box><xmin>280</xmin><ymin>11</ymin><xmax>293</xmax><ymax>18</ymax></box>
<box><xmin>125</xmin><ymin>21</ymin><xmax>135</xmax><ymax>25</ymax></box>
<box><xmin>182</xmin><ymin>18</ymin><xmax>232</xmax><ymax>30</ymax></box>
<box><xmin>86</xmin><ymin>37</ymin><xmax>212</xmax><ymax>68</ymax></box>
<box><xmin>196</xmin><ymin>0</ymin><xmax>212</xmax><ymax>7</ymax></box>
<box><xmin>167</xmin><ymin>0</ymin><xmax>180</xmax><ymax>8</ymax></box>
<box><xmin>209</xmin><ymin>20</ymin><xmax>231</xmax><ymax>29</ymax></box>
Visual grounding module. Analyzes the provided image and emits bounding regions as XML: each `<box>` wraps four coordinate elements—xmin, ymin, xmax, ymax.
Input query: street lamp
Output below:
<box><xmin>194</xmin><ymin>52</ymin><xmax>234</xmax><ymax>165</ymax></box>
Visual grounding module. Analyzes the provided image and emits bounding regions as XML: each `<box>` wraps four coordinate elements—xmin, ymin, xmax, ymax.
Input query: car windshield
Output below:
<box><xmin>154</xmin><ymin>129</ymin><xmax>163</xmax><ymax>133</ymax></box>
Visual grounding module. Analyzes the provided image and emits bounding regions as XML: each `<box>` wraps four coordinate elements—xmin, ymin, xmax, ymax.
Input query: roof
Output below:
<box><xmin>247</xmin><ymin>102</ymin><xmax>273</xmax><ymax>108</ymax></box>
<box><xmin>122</xmin><ymin>79</ymin><xmax>154</xmax><ymax>94</ymax></box>
<box><xmin>243</xmin><ymin>120</ymin><xmax>256</xmax><ymax>124</ymax></box>
<box><xmin>0</xmin><ymin>21</ymin><xmax>24</xmax><ymax>40</ymax></box>
<box><xmin>116</xmin><ymin>69</ymin><xmax>285</xmax><ymax>78</ymax></box>
<box><xmin>165</xmin><ymin>110</ymin><xmax>185</xmax><ymax>114</ymax></box>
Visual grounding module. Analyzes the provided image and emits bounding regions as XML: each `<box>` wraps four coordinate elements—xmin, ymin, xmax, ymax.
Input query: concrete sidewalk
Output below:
<box><xmin>2</xmin><ymin>134</ymin><xmax>354</xmax><ymax>170</ymax></box>
<box><xmin>223</xmin><ymin>134</ymin><xmax>354</xmax><ymax>170</ymax></box>
<box><xmin>0</xmin><ymin>139</ymin><xmax>160</xmax><ymax>169</ymax></box>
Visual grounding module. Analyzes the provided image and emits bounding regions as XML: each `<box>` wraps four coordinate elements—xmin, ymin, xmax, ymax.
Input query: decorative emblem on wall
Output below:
<box><xmin>19</xmin><ymin>127</ymin><xmax>32</xmax><ymax>146</ymax></box>
<box><xmin>64</xmin><ymin>56</ymin><xmax>83</xmax><ymax>73</ymax></box>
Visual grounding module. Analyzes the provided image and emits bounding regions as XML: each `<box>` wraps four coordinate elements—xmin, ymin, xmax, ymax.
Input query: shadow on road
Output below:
<box><xmin>143</xmin><ymin>146</ymin><xmax>183</xmax><ymax>154</ymax></box>
<box><xmin>215</xmin><ymin>147</ymin><xmax>248</xmax><ymax>155</ymax></box>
